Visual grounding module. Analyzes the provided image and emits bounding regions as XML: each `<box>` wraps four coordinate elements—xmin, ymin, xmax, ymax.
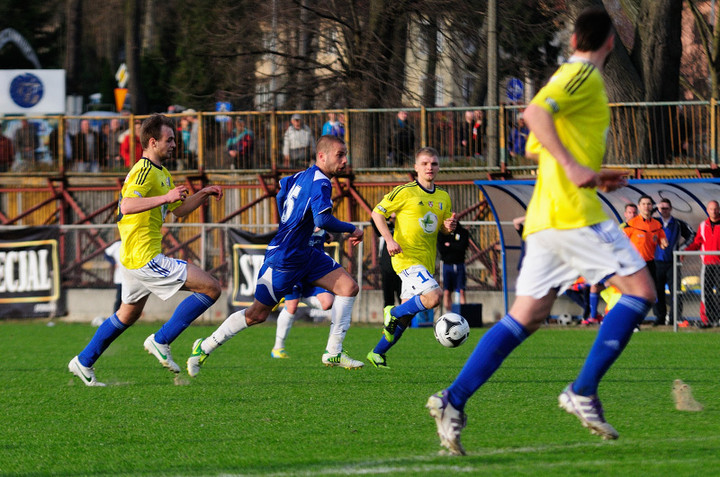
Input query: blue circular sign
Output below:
<box><xmin>10</xmin><ymin>73</ymin><xmax>44</xmax><ymax>108</ymax></box>
<box><xmin>506</xmin><ymin>77</ymin><xmax>524</xmax><ymax>102</ymax></box>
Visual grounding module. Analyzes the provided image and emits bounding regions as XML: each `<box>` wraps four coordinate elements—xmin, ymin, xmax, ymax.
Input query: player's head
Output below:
<box><xmin>141</xmin><ymin>114</ymin><xmax>176</xmax><ymax>157</ymax></box>
<box><xmin>414</xmin><ymin>147</ymin><xmax>440</xmax><ymax>185</ymax></box>
<box><xmin>316</xmin><ymin>135</ymin><xmax>348</xmax><ymax>176</ymax></box>
<box><xmin>624</xmin><ymin>203</ymin><xmax>638</xmax><ymax>222</ymax></box>
<box><xmin>573</xmin><ymin>6</ymin><xmax>614</xmax><ymax>53</ymax></box>
<box><xmin>658</xmin><ymin>198</ymin><xmax>673</xmax><ymax>218</ymax></box>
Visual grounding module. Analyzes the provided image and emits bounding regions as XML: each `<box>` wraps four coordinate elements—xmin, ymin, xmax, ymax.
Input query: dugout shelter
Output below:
<box><xmin>477</xmin><ymin>178</ymin><xmax>720</xmax><ymax>313</ymax></box>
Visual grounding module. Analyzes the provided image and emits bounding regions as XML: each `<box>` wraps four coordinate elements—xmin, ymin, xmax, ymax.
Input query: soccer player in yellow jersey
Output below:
<box><xmin>427</xmin><ymin>7</ymin><xmax>656</xmax><ymax>455</ymax></box>
<box><xmin>366</xmin><ymin>147</ymin><xmax>457</xmax><ymax>368</ymax></box>
<box><xmin>69</xmin><ymin>114</ymin><xmax>223</xmax><ymax>386</ymax></box>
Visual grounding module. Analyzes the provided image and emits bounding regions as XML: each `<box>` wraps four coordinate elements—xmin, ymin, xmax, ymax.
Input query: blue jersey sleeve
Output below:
<box><xmin>314</xmin><ymin>212</ymin><xmax>355</xmax><ymax>234</ymax></box>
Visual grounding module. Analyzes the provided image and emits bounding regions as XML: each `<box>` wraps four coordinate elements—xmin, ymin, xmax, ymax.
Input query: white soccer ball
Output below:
<box><xmin>434</xmin><ymin>313</ymin><xmax>470</xmax><ymax>348</ymax></box>
<box><xmin>558</xmin><ymin>313</ymin><xmax>573</xmax><ymax>326</ymax></box>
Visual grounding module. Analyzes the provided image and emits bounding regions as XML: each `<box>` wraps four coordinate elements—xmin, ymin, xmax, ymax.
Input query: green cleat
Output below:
<box><xmin>186</xmin><ymin>338</ymin><xmax>209</xmax><ymax>377</ymax></box>
<box><xmin>383</xmin><ymin>305</ymin><xmax>398</xmax><ymax>342</ymax></box>
<box><xmin>366</xmin><ymin>350</ymin><xmax>389</xmax><ymax>369</ymax></box>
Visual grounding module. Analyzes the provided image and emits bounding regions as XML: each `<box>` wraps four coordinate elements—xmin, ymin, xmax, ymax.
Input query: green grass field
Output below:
<box><xmin>1</xmin><ymin>320</ymin><xmax>719</xmax><ymax>476</ymax></box>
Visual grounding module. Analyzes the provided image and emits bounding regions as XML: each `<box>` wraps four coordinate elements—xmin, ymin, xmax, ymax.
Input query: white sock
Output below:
<box><xmin>203</xmin><ymin>309</ymin><xmax>248</xmax><ymax>354</ymax></box>
<box><xmin>325</xmin><ymin>295</ymin><xmax>355</xmax><ymax>355</ymax></box>
<box><xmin>274</xmin><ymin>308</ymin><xmax>295</xmax><ymax>349</ymax></box>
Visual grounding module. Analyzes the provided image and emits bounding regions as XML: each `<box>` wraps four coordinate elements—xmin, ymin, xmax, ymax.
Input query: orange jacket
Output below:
<box><xmin>624</xmin><ymin>215</ymin><xmax>666</xmax><ymax>261</ymax></box>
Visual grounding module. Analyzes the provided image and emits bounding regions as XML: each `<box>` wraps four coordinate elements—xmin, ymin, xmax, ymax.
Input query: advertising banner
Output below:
<box><xmin>227</xmin><ymin>228</ymin><xmax>340</xmax><ymax>313</ymax></box>
<box><xmin>0</xmin><ymin>227</ymin><xmax>66</xmax><ymax>318</ymax></box>
<box><xmin>0</xmin><ymin>69</ymin><xmax>66</xmax><ymax>114</ymax></box>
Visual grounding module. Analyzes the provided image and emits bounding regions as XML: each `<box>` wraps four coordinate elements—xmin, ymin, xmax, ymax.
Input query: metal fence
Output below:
<box><xmin>1</xmin><ymin>101</ymin><xmax>718</xmax><ymax>174</ymax></box>
<box><xmin>673</xmin><ymin>250</ymin><xmax>720</xmax><ymax>330</ymax></box>
<box><xmin>37</xmin><ymin>220</ymin><xmax>501</xmax><ymax>294</ymax></box>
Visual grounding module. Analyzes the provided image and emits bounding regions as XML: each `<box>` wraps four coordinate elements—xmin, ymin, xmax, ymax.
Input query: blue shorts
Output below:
<box><xmin>285</xmin><ymin>284</ymin><xmax>329</xmax><ymax>301</ymax></box>
<box><xmin>442</xmin><ymin>263</ymin><xmax>466</xmax><ymax>292</ymax></box>
<box><xmin>255</xmin><ymin>248</ymin><xmax>341</xmax><ymax>306</ymax></box>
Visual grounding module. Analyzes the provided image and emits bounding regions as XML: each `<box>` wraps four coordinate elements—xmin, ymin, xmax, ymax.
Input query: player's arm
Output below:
<box><xmin>120</xmin><ymin>185</ymin><xmax>188</xmax><ymax>215</ymax></box>
<box><xmin>372</xmin><ymin>210</ymin><xmax>401</xmax><ymax>256</ymax></box>
<box><xmin>173</xmin><ymin>185</ymin><xmax>223</xmax><ymax>217</ymax></box>
<box><xmin>314</xmin><ymin>211</ymin><xmax>363</xmax><ymax>246</ymax></box>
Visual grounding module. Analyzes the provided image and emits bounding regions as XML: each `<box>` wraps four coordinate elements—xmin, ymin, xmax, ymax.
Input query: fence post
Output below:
<box><xmin>197</xmin><ymin>111</ymin><xmax>204</xmax><ymax>170</ymax></box>
<box><xmin>271</xmin><ymin>110</ymin><xmax>278</xmax><ymax>170</ymax></box>
<box><xmin>59</xmin><ymin>116</ymin><xmax>66</xmax><ymax>173</ymax></box>
<box><xmin>711</xmin><ymin>98</ymin><xmax>717</xmax><ymax>167</ymax></box>
<box><xmin>420</xmin><ymin>106</ymin><xmax>427</xmax><ymax>148</ymax></box>
<box><xmin>344</xmin><ymin>108</ymin><xmax>350</xmax><ymax>165</ymax></box>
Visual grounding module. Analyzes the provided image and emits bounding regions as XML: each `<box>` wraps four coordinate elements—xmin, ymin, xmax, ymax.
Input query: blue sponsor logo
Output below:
<box><xmin>10</xmin><ymin>73</ymin><xmax>44</xmax><ymax>108</ymax></box>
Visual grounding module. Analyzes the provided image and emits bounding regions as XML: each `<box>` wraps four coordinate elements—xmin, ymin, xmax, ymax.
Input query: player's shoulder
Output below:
<box><xmin>386</xmin><ymin>181</ymin><xmax>419</xmax><ymax>200</ymax></box>
<box><xmin>548</xmin><ymin>60</ymin><xmax>601</xmax><ymax>93</ymax></box>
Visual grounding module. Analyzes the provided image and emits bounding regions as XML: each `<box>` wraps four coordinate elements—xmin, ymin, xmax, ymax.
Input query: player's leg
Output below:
<box><xmin>442</xmin><ymin>264</ymin><xmax>453</xmax><ymax>310</ymax></box>
<box><xmin>69</xmin><ymin>272</ymin><xmax>150</xmax><ymax>386</ymax></box>
<box><xmin>153</xmin><ymin>263</ymin><xmax>221</xmax><ymax>346</ymax></box>
<box><xmin>383</xmin><ymin>265</ymin><xmax>440</xmax><ymax>342</ymax></box>
<box><xmin>273</xmin><ymin>297</ymin><xmax>299</xmax><ymax>358</ymax></box>
<box><xmin>187</xmin><ymin>261</ymin><xmax>290</xmax><ymax>376</ymax></box>
<box><xmin>312</xmin><ymin>264</ymin><xmax>363</xmax><ymax>369</ymax></box>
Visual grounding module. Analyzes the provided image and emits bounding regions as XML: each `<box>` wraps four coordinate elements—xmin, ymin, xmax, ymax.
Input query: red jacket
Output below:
<box><xmin>685</xmin><ymin>218</ymin><xmax>720</xmax><ymax>265</ymax></box>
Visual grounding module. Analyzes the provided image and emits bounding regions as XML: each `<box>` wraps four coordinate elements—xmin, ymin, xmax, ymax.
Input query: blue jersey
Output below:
<box><xmin>266</xmin><ymin>165</ymin><xmax>333</xmax><ymax>270</ymax></box>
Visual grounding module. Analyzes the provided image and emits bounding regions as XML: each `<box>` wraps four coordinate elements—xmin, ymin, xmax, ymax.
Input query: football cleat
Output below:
<box><xmin>426</xmin><ymin>390</ymin><xmax>466</xmax><ymax>456</ymax></box>
<box><xmin>271</xmin><ymin>348</ymin><xmax>289</xmax><ymax>359</ymax></box>
<box><xmin>143</xmin><ymin>334</ymin><xmax>181</xmax><ymax>373</ymax></box>
<box><xmin>558</xmin><ymin>384</ymin><xmax>618</xmax><ymax>440</ymax></box>
<box><xmin>68</xmin><ymin>356</ymin><xmax>106</xmax><ymax>387</ymax></box>
<box><xmin>322</xmin><ymin>351</ymin><xmax>364</xmax><ymax>369</ymax></box>
<box><xmin>186</xmin><ymin>338</ymin><xmax>209</xmax><ymax>377</ymax></box>
<box><xmin>366</xmin><ymin>350</ymin><xmax>389</xmax><ymax>369</ymax></box>
<box><xmin>383</xmin><ymin>305</ymin><xmax>398</xmax><ymax>342</ymax></box>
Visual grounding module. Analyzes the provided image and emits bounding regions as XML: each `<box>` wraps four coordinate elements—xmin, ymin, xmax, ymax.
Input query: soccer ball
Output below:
<box><xmin>557</xmin><ymin>313</ymin><xmax>573</xmax><ymax>326</ymax></box>
<box><xmin>433</xmin><ymin>313</ymin><xmax>470</xmax><ymax>348</ymax></box>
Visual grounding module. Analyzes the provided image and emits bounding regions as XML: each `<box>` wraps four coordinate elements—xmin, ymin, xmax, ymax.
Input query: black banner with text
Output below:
<box><xmin>0</xmin><ymin>227</ymin><xmax>66</xmax><ymax>318</ymax></box>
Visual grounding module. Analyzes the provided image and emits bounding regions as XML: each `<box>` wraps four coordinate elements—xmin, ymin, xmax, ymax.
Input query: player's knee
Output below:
<box><xmin>206</xmin><ymin>278</ymin><xmax>222</xmax><ymax>300</ymax></box>
<box><xmin>245</xmin><ymin>308</ymin><xmax>269</xmax><ymax>325</ymax></box>
<box><xmin>423</xmin><ymin>288</ymin><xmax>443</xmax><ymax>309</ymax></box>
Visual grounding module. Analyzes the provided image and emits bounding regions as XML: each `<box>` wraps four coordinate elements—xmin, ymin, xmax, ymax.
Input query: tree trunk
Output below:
<box><xmin>125</xmin><ymin>0</ymin><xmax>147</xmax><ymax>113</ymax></box>
<box><xmin>64</xmin><ymin>0</ymin><xmax>82</xmax><ymax>95</ymax></box>
<box><xmin>422</xmin><ymin>18</ymin><xmax>438</xmax><ymax>107</ymax></box>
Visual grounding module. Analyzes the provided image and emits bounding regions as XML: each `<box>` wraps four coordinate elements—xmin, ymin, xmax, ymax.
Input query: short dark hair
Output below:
<box><xmin>625</xmin><ymin>203</ymin><xmax>638</xmax><ymax>211</ymax></box>
<box><xmin>140</xmin><ymin>114</ymin><xmax>174</xmax><ymax>149</ymax></box>
<box><xmin>638</xmin><ymin>194</ymin><xmax>654</xmax><ymax>205</ymax></box>
<box><xmin>317</xmin><ymin>135</ymin><xmax>345</xmax><ymax>156</ymax></box>
<box><xmin>659</xmin><ymin>198</ymin><xmax>672</xmax><ymax>208</ymax></box>
<box><xmin>574</xmin><ymin>6</ymin><xmax>614</xmax><ymax>52</ymax></box>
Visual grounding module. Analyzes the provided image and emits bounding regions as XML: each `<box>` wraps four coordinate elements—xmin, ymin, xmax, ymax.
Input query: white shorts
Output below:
<box><xmin>121</xmin><ymin>253</ymin><xmax>188</xmax><ymax>304</ymax></box>
<box><xmin>398</xmin><ymin>264</ymin><xmax>440</xmax><ymax>300</ymax></box>
<box><xmin>516</xmin><ymin>220</ymin><xmax>646</xmax><ymax>299</ymax></box>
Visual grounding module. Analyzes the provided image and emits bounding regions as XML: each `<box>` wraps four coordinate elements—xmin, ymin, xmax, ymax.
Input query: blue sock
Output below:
<box><xmin>391</xmin><ymin>295</ymin><xmax>426</xmax><ymax>318</ymax></box>
<box><xmin>572</xmin><ymin>295</ymin><xmax>651</xmax><ymax>396</ymax></box>
<box><xmin>590</xmin><ymin>291</ymin><xmax>599</xmax><ymax>317</ymax></box>
<box><xmin>78</xmin><ymin>313</ymin><xmax>128</xmax><ymax>367</ymax></box>
<box><xmin>373</xmin><ymin>324</ymin><xmax>406</xmax><ymax>354</ymax></box>
<box><xmin>154</xmin><ymin>293</ymin><xmax>216</xmax><ymax>344</ymax></box>
<box><xmin>447</xmin><ymin>315</ymin><xmax>528</xmax><ymax>411</ymax></box>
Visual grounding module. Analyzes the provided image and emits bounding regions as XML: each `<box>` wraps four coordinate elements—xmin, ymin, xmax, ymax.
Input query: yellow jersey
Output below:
<box><xmin>374</xmin><ymin>181</ymin><xmax>452</xmax><ymax>274</ymax></box>
<box><xmin>523</xmin><ymin>59</ymin><xmax>610</xmax><ymax>237</ymax></box>
<box><xmin>117</xmin><ymin>158</ymin><xmax>181</xmax><ymax>269</ymax></box>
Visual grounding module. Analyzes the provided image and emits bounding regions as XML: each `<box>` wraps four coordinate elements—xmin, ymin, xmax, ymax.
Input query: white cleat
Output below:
<box><xmin>186</xmin><ymin>338</ymin><xmax>209</xmax><ymax>377</ymax></box>
<box><xmin>321</xmin><ymin>351</ymin><xmax>364</xmax><ymax>369</ymax></box>
<box><xmin>426</xmin><ymin>390</ymin><xmax>466</xmax><ymax>456</ymax></box>
<box><xmin>68</xmin><ymin>356</ymin><xmax>106</xmax><ymax>387</ymax></box>
<box><xmin>143</xmin><ymin>334</ymin><xmax>181</xmax><ymax>373</ymax></box>
<box><xmin>558</xmin><ymin>384</ymin><xmax>618</xmax><ymax>440</ymax></box>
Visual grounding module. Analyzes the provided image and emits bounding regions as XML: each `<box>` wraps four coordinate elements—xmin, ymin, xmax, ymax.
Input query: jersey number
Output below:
<box><xmin>416</xmin><ymin>270</ymin><xmax>431</xmax><ymax>283</ymax></box>
<box><xmin>280</xmin><ymin>184</ymin><xmax>302</xmax><ymax>223</ymax></box>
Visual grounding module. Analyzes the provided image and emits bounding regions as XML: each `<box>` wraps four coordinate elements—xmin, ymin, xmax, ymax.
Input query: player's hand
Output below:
<box><xmin>168</xmin><ymin>185</ymin><xmax>189</xmax><ymax>202</ymax></box>
<box><xmin>386</xmin><ymin>238</ymin><xmax>402</xmax><ymax>257</ymax></box>
<box><xmin>201</xmin><ymin>185</ymin><xmax>223</xmax><ymax>201</ymax></box>
<box><xmin>564</xmin><ymin>161</ymin><xmax>599</xmax><ymax>189</ymax></box>
<box><xmin>596</xmin><ymin>170</ymin><xmax>628</xmax><ymax>192</ymax></box>
<box><xmin>444</xmin><ymin>212</ymin><xmax>457</xmax><ymax>233</ymax></box>
<box><xmin>660</xmin><ymin>237</ymin><xmax>669</xmax><ymax>249</ymax></box>
<box><xmin>348</xmin><ymin>226</ymin><xmax>364</xmax><ymax>246</ymax></box>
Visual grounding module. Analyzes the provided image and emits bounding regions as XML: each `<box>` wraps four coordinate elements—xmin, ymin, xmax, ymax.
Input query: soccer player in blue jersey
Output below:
<box><xmin>187</xmin><ymin>135</ymin><xmax>365</xmax><ymax>374</ymax></box>
<box><xmin>427</xmin><ymin>7</ymin><xmax>656</xmax><ymax>455</ymax></box>
<box><xmin>271</xmin><ymin>228</ymin><xmax>335</xmax><ymax>359</ymax></box>
<box><xmin>68</xmin><ymin>114</ymin><xmax>223</xmax><ymax>386</ymax></box>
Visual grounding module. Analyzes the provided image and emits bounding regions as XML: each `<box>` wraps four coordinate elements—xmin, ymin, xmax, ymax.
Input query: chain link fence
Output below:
<box><xmin>673</xmin><ymin>250</ymin><xmax>720</xmax><ymax>330</ymax></box>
